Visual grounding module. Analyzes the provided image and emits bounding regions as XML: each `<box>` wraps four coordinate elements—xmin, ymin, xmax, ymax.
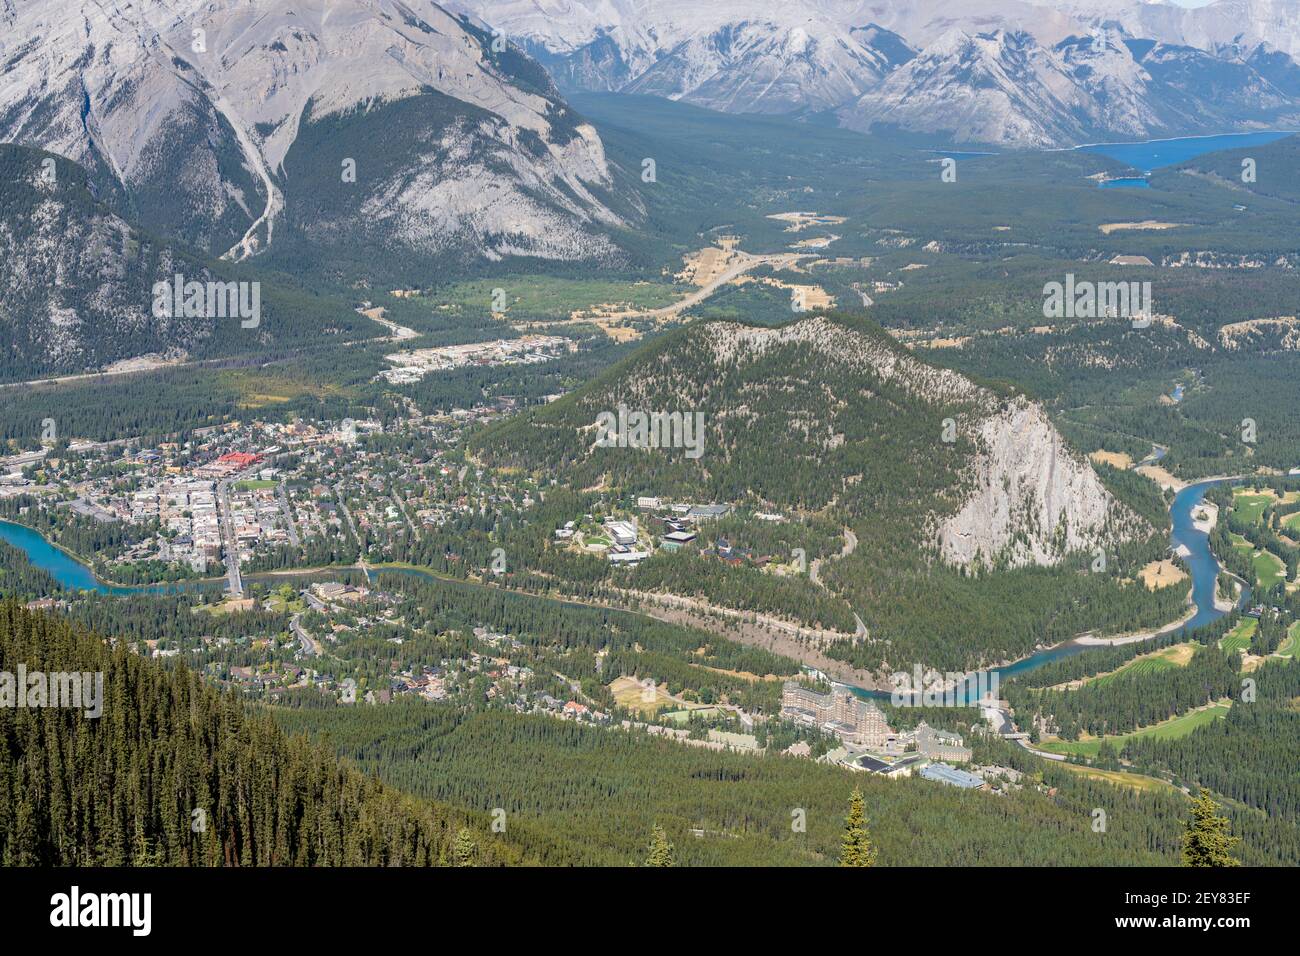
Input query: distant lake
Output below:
<box><xmin>928</xmin><ymin>149</ymin><xmax>997</xmax><ymax>160</ymax></box>
<box><xmin>1079</xmin><ymin>130</ymin><xmax>1294</xmax><ymax>173</ymax></box>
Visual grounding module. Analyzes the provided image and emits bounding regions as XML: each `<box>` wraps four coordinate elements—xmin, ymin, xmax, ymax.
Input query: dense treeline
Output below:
<box><xmin>273</xmin><ymin>701</ymin><xmax>1201</xmax><ymax>867</ymax></box>
<box><xmin>0</xmin><ymin>541</ymin><xmax>65</xmax><ymax>601</ymax></box>
<box><xmin>0</xmin><ymin>603</ymin><xmax>516</xmax><ymax>866</ymax></box>
<box><xmin>966</xmin><ymin>736</ymin><xmax>1299</xmax><ymax>866</ymax></box>
<box><xmin>1007</xmin><ymin>643</ymin><xmax>1241</xmax><ymax>740</ymax></box>
<box><xmin>1125</xmin><ymin>683</ymin><xmax>1300</xmax><ymax>825</ymax></box>
<box><xmin>1010</xmin><ymin>613</ymin><xmax>1240</xmax><ymax>690</ymax></box>
<box><xmin>380</xmin><ymin>570</ymin><xmax>797</xmax><ymax>712</ymax></box>
<box><xmin>824</xmin><ymin>539</ymin><xmax>1189</xmax><ymax>672</ymax></box>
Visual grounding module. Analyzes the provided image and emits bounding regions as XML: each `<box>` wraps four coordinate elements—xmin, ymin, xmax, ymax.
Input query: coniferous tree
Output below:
<box><xmin>1182</xmin><ymin>788</ymin><xmax>1241</xmax><ymax>867</ymax></box>
<box><xmin>452</xmin><ymin>829</ymin><xmax>478</xmax><ymax>867</ymax></box>
<box><xmin>645</xmin><ymin>825</ymin><xmax>676</xmax><ymax>867</ymax></box>
<box><xmin>839</xmin><ymin>788</ymin><xmax>876</xmax><ymax>867</ymax></box>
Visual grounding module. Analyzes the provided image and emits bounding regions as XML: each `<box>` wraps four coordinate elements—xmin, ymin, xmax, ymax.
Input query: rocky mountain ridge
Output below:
<box><xmin>456</xmin><ymin>0</ymin><xmax>1300</xmax><ymax>145</ymax></box>
<box><xmin>0</xmin><ymin>0</ymin><xmax>630</xmax><ymax>267</ymax></box>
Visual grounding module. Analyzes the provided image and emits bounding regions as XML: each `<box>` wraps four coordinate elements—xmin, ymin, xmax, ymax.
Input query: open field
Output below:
<box><xmin>660</xmin><ymin>707</ymin><xmax>724</xmax><ymax>725</ymax></box>
<box><xmin>1137</xmin><ymin>559</ymin><xmax>1187</xmax><ymax>591</ymax></box>
<box><xmin>1090</xmin><ymin>642</ymin><xmax>1196</xmax><ymax>686</ymax></box>
<box><xmin>1279</xmin><ymin>622</ymin><xmax>1300</xmax><ymax>658</ymax></box>
<box><xmin>1232</xmin><ymin>490</ymin><xmax>1276</xmax><ymax>525</ymax></box>
<box><xmin>608</xmin><ymin>675</ymin><xmax>716</xmax><ymax>718</ymax></box>
<box><xmin>1220</xmin><ymin>618</ymin><xmax>1257</xmax><ymax>654</ymax></box>
<box><xmin>1089</xmin><ymin>450</ymin><xmax>1134</xmax><ymax>469</ymax></box>
<box><xmin>1097</xmin><ymin>220</ymin><xmax>1186</xmax><ymax>235</ymax></box>
<box><xmin>1037</xmin><ymin>702</ymin><xmax>1231</xmax><ymax>758</ymax></box>
<box><xmin>1053</xmin><ymin>761</ymin><xmax>1185</xmax><ymax>796</ymax></box>
<box><xmin>426</xmin><ymin>276</ymin><xmax>681</xmax><ymax>322</ymax></box>
<box><xmin>234</xmin><ymin>479</ymin><xmax>277</xmax><ymax>491</ymax></box>
<box><xmin>1253</xmin><ymin>550</ymin><xmax>1287</xmax><ymax>591</ymax></box>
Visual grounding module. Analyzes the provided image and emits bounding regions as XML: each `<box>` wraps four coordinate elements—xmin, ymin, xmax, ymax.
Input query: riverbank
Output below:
<box><xmin>0</xmin><ymin>518</ymin><xmax>222</xmax><ymax>594</ymax></box>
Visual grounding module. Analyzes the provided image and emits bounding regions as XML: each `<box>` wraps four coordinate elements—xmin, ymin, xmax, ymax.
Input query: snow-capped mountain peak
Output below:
<box><xmin>456</xmin><ymin>0</ymin><xmax>1300</xmax><ymax>144</ymax></box>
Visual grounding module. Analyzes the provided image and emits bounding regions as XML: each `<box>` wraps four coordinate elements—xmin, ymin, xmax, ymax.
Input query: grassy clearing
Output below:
<box><xmin>426</xmin><ymin>277</ymin><xmax>681</xmax><ymax>321</ymax></box>
<box><xmin>1279</xmin><ymin>622</ymin><xmax>1300</xmax><ymax>658</ymax></box>
<box><xmin>1053</xmin><ymin>761</ymin><xmax>1184</xmax><ymax>796</ymax></box>
<box><xmin>1037</xmin><ymin>703</ymin><xmax>1231</xmax><ymax>758</ymax></box>
<box><xmin>1252</xmin><ymin>549</ymin><xmax>1287</xmax><ymax>591</ymax></box>
<box><xmin>1137</xmin><ymin>558</ymin><xmax>1188</xmax><ymax>590</ymax></box>
<box><xmin>1091</xmin><ymin>642</ymin><xmax>1194</xmax><ymax>686</ymax></box>
<box><xmin>1220</xmin><ymin>618</ymin><xmax>1256</xmax><ymax>654</ymax></box>
<box><xmin>235</xmin><ymin>479</ymin><xmax>277</xmax><ymax>491</ymax></box>
<box><xmin>1232</xmin><ymin>490</ymin><xmax>1275</xmax><ymax>525</ymax></box>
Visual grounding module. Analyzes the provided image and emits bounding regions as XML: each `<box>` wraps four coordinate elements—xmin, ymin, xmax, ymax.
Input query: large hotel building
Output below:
<box><xmin>781</xmin><ymin>681</ymin><xmax>892</xmax><ymax>748</ymax></box>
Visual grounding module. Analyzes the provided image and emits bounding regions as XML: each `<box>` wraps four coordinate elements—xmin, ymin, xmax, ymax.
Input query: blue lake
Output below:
<box><xmin>1080</xmin><ymin>130</ymin><xmax>1293</xmax><ymax>173</ymax></box>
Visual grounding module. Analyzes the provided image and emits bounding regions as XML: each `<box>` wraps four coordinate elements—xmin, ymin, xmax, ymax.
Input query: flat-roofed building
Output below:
<box><xmin>919</xmin><ymin>763</ymin><xmax>986</xmax><ymax>790</ymax></box>
<box><xmin>605</xmin><ymin>519</ymin><xmax>638</xmax><ymax>546</ymax></box>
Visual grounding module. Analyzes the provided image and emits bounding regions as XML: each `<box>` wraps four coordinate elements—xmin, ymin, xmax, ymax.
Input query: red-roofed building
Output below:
<box><xmin>217</xmin><ymin>452</ymin><xmax>261</xmax><ymax>468</ymax></box>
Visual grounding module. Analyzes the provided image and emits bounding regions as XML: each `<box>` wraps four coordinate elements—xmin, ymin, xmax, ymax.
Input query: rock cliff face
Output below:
<box><xmin>481</xmin><ymin>313</ymin><xmax>1148</xmax><ymax>570</ymax></box>
<box><xmin>938</xmin><ymin>397</ymin><xmax>1145</xmax><ymax>568</ymax></box>
<box><xmin>0</xmin><ymin>146</ymin><xmax>211</xmax><ymax>375</ymax></box>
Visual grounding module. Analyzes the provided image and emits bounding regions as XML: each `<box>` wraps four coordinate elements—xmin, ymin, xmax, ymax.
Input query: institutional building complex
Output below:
<box><xmin>781</xmin><ymin>682</ymin><xmax>973</xmax><ymax>762</ymax></box>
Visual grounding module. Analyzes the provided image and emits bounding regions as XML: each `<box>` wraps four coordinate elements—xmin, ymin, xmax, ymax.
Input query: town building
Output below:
<box><xmin>914</xmin><ymin>721</ymin><xmax>973</xmax><ymax>763</ymax></box>
<box><xmin>919</xmin><ymin>763</ymin><xmax>986</xmax><ymax>790</ymax></box>
<box><xmin>781</xmin><ymin>681</ymin><xmax>892</xmax><ymax>747</ymax></box>
<box><xmin>660</xmin><ymin>529</ymin><xmax>697</xmax><ymax>551</ymax></box>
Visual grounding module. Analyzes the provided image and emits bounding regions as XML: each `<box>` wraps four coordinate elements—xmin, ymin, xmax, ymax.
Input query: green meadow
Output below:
<box><xmin>1220</xmin><ymin>618</ymin><xmax>1256</xmax><ymax>654</ymax></box>
<box><xmin>1232</xmin><ymin>491</ymin><xmax>1273</xmax><ymax>525</ymax></box>
<box><xmin>1038</xmin><ymin>703</ymin><xmax>1232</xmax><ymax>759</ymax></box>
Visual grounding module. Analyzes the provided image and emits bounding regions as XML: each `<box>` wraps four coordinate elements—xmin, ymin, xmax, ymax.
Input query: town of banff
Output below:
<box><xmin>0</xmin><ymin>0</ymin><xmax>1296</xmax><ymax>935</ymax></box>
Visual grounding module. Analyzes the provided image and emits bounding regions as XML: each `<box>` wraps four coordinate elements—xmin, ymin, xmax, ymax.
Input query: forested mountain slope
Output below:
<box><xmin>0</xmin><ymin>144</ymin><xmax>365</xmax><ymax>381</ymax></box>
<box><xmin>477</xmin><ymin>313</ymin><xmax>1146</xmax><ymax>570</ymax></box>
<box><xmin>0</xmin><ymin>602</ymin><xmax>520</xmax><ymax>866</ymax></box>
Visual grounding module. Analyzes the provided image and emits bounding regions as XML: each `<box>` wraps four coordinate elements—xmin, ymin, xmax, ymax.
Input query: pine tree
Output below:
<box><xmin>645</xmin><ymin>825</ymin><xmax>676</xmax><ymax>867</ymax></box>
<box><xmin>839</xmin><ymin>788</ymin><xmax>876</xmax><ymax>867</ymax></box>
<box><xmin>452</xmin><ymin>828</ymin><xmax>478</xmax><ymax>867</ymax></box>
<box><xmin>1181</xmin><ymin>788</ymin><xmax>1240</xmax><ymax>867</ymax></box>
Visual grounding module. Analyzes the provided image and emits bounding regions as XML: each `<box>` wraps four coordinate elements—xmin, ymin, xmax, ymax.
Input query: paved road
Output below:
<box><xmin>276</xmin><ymin>482</ymin><xmax>300</xmax><ymax>547</ymax></box>
<box><xmin>390</xmin><ymin>490</ymin><xmax>419</xmax><ymax>540</ymax></box>
<box><xmin>217</xmin><ymin>468</ymin><xmax>262</xmax><ymax>598</ymax></box>
<box><xmin>607</xmin><ymin>252</ymin><xmax>811</xmax><ymax>321</ymax></box>
<box><xmin>290</xmin><ymin>613</ymin><xmax>318</xmax><ymax>657</ymax></box>
<box><xmin>216</xmin><ymin>478</ymin><xmax>244</xmax><ymax>597</ymax></box>
<box><xmin>332</xmin><ymin>488</ymin><xmax>374</xmax><ymax>582</ymax></box>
